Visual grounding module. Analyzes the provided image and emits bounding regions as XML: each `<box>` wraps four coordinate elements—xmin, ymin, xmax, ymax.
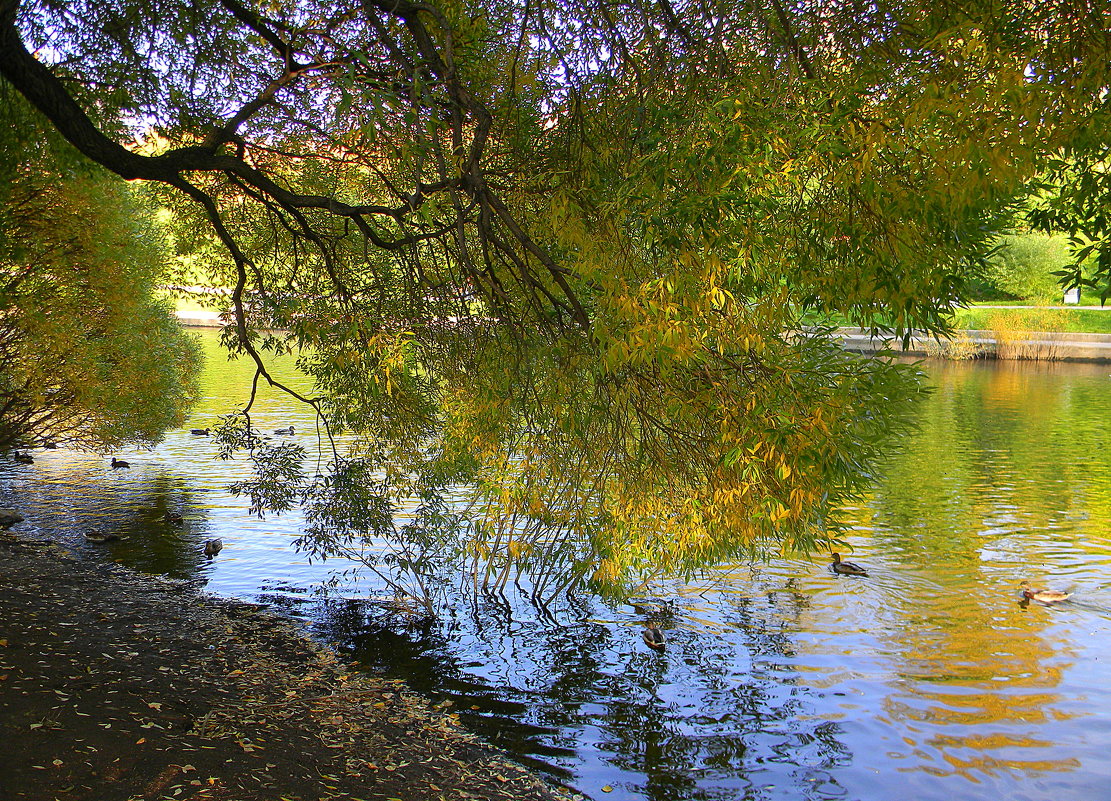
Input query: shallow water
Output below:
<box><xmin>3</xmin><ymin>335</ymin><xmax>1111</xmax><ymax>801</ymax></box>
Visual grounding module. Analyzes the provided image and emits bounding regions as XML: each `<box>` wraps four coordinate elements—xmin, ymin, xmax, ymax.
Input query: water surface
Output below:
<box><xmin>3</xmin><ymin>336</ymin><xmax>1111</xmax><ymax>801</ymax></box>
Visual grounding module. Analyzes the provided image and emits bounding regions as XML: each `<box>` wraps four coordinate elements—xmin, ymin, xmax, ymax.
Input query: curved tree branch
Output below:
<box><xmin>0</xmin><ymin>0</ymin><xmax>593</xmax><ymax>338</ymax></box>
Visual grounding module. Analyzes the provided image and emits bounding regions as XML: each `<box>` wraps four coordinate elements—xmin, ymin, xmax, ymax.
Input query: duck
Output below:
<box><xmin>13</xmin><ymin>451</ymin><xmax>33</xmax><ymax>464</ymax></box>
<box><xmin>84</xmin><ymin>532</ymin><xmax>123</xmax><ymax>544</ymax></box>
<box><xmin>1020</xmin><ymin>581</ymin><xmax>1070</xmax><ymax>603</ymax></box>
<box><xmin>830</xmin><ymin>552</ymin><xmax>868</xmax><ymax>576</ymax></box>
<box><xmin>190</xmin><ymin>428</ymin><xmax>211</xmax><ymax>436</ymax></box>
<box><xmin>203</xmin><ymin>539</ymin><xmax>223</xmax><ymax>558</ymax></box>
<box><xmin>629</xmin><ymin>597</ymin><xmax>673</xmax><ymax>617</ymax></box>
<box><xmin>273</xmin><ymin>426</ymin><xmax>294</xmax><ymax>435</ymax></box>
<box><xmin>0</xmin><ymin>509</ymin><xmax>24</xmax><ymax>528</ymax></box>
<box><xmin>110</xmin><ymin>457</ymin><xmax>130</xmax><ymax>469</ymax></box>
<box><xmin>163</xmin><ymin>511</ymin><xmax>184</xmax><ymax>525</ymax></box>
<box><xmin>642</xmin><ymin>624</ymin><xmax>666</xmax><ymax>650</ymax></box>
<box><xmin>43</xmin><ymin>442</ymin><xmax>57</xmax><ymax>449</ymax></box>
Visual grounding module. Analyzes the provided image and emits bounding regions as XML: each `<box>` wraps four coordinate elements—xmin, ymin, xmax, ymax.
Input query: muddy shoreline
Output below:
<box><xmin>0</xmin><ymin>530</ymin><xmax>575</xmax><ymax>801</ymax></box>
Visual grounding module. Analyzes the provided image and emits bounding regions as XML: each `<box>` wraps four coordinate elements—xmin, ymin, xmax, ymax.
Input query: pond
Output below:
<box><xmin>3</xmin><ymin>331</ymin><xmax>1111</xmax><ymax>801</ymax></box>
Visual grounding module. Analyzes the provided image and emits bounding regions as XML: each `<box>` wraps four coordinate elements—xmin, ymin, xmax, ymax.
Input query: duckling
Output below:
<box><xmin>273</xmin><ymin>426</ymin><xmax>295</xmax><ymax>435</ymax></box>
<box><xmin>84</xmin><ymin>532</ymin><xmax>123</xmax><ymax>544</ymax></box>
<box><xmin>830</xmin><ymin>552</ymin><xmax>868</xmax><ymax>576</ymax></box>
<box><xmin>203</xmin><ymin>539</ymin><xmax>223</xmax><ymax>558</ymax></box>
<box><xmin>163</xmin><ymin>511</ymin><xmax>184</xmax><ymax>525</ymax></box>
<box><xmin>43</xmin><ymin>442</ymin><xmax>57</xmax><ymax>449</ymax></box>
<box><xmin>1020</xmin><ymin>581</ymin><xmax>1071</xmax><ymax>603</ymax></box>
<box><xmin>110</xmin><ymin>457</ymin><xmax>130</xmax><ymax>469</ymax></box>
<box><xmin>642</xmin><ymin>624</ymin><xmax>666</xmax><ymax>650</ymax></box>
<box><xmin>190</xmin><ymin>428</ymin><xmax>211</xmax><ymax>436</ymax></box>
<box><xmin>13</xmin><ymin>451</ymin><xmax>33</xmax><ymax>464</ymax></box>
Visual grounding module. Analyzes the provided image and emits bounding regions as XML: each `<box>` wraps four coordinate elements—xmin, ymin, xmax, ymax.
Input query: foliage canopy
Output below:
<box><xmin>2</xmin><ymin>0</ymin><xmax>1109</xmax><ymax>597</ymax></box>
<box><xmin>0</xmin><ymin>90</ymin><xmax>201</xmax><ymax>453</ymax></box>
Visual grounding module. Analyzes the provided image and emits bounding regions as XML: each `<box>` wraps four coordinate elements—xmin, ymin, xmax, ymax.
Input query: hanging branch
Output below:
<box><xmin>768</xmin><ymin>0</ymin><xmax>815</xmax><ymax>80</ymax></box>
<box><xmin>169</xmin><ymin>175</ymin><xmax>343</xmax><ymax>462</ymax></box>
<box><xmin>0</xmin><ymin>0</ymin><xmax>595</xmax><ymax>333</ymax></box>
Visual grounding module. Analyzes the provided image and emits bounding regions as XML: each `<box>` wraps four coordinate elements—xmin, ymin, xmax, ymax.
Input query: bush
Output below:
<box><xmin>924</xmin><ymin>330</ymin><xmax>984</xmax><ymax>360</ymax></box>
<box><xmin>971</xmin><ymin>232</ymin><xmax>1072</xmax><ymax>303</ymax></box>
<box><xmin>984</xmin><ymin>308</ymin><xmax>1067</xmax><ymax>361</ymax></box>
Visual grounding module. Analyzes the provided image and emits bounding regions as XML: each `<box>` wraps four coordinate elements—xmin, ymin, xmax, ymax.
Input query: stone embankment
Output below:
<box><xmin>176</xmin><ymin>309</ymin><xmax>223</xmax><ymax>327</ymax></box>
<box><xmin>175</xmin><ymin>311</ymin><xmax>1111</xmax><ymax>363</ymax></box>
<box><xmin>837</xmin><ymin>327</ymin><xmax>1111</xmax><ymax>362</ymax></box>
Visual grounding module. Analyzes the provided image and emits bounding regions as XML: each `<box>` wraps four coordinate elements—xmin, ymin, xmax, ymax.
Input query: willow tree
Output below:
<box><xmin>1</xmin><ymin>0</ymin><xmax>1107</xmax><ymax>598</ymax></box>
<box><xmin>0</xmin><ymin>91</ymin><xmax>201</xmax><ymax>453</ymax></box>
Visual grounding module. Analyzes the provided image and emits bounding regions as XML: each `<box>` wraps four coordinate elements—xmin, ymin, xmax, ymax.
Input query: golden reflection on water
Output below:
<box><xmin>838</xmin><ymin>359</ymin><xmax>1111</xmax><ymax>785</ymax></box>
<box><xmin>6</xmin><ymin>338</ymin><xmax>1111</xmax><ymax>799</ymax></box>
<box><xmin>684</xmin><ymin>361</ymin><xmax>1111</xmax><ymax>791</ymax></box>
<box><xmin>920</xmin><ymin>731</ymin><xmax>1082</xmax><ymax>783</ymax></box>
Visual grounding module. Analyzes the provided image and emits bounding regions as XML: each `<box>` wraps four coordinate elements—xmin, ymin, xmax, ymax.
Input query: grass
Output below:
<box><xmin>168</xmin><ymin>289</ymin><xmax>1111</xmax><ymax>335</ymax></box>
<box><xmin>955</xmin><ymin>305</ymin><xmax>1111</xmax><ymax>334</ymax></box>
<box><xmin>803</xmin><ymin>304</ymin><xmax>1111</xmax><ymax>335</ymax></box>
<box><xmin>172</xmin><ymin>296</ymin><xmax>217</xmax><ymax>313</ymax></box>
<box><xmin>970</xmin><ymin>296</ymin><xmax>1110</xmax><ymax>307</ymax></box>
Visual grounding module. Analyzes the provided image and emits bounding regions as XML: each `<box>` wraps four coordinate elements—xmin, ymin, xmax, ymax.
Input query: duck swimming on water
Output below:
<box><xmin>830</xmin><ymin>553</ymin><xmax>868</xmax><ymax>576</ymax></box>
<box><xmin>1020</xmin><ymin>581</ymin><xmax>1070</xmax><ymax>603</ymax></box>
<box><xmin>85</xmin><ymin>532</ymin><xmax>123</xmax><ymax>544</ymax></box>
<box><xmin>203</xmin><ymin>539</ymin><xmax>223</xmax><ymax>558</ymax></box>
<box><xmin>110</xmin><ymin>457</ymin><xmax>130</xmax><ymax>469</ymax></box>
<box><xmin>642</xmin><ymin>624</ymin><xmax>666</xmax><ymax>650</ymax></box>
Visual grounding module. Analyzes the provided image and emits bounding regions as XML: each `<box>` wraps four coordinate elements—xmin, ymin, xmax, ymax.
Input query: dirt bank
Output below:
<box><xmin>0</xmin><ymin>531</ymin><xmax>574</xmax><ymax>801</ymax></box>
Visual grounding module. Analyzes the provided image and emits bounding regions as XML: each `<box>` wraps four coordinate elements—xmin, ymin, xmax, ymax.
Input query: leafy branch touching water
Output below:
<box><xmin>2</xmin><ymin>0</ymin><xmax>1110</xmax><ymax>599</ymax></box>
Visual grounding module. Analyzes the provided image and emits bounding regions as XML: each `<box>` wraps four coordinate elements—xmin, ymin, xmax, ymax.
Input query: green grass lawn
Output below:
<box><xmin>156</xmin><ymin>288</ymin><xmax>224</xmax><ymax>314</ymax></box>
<box><xmin>804</xmin><ymin>304</ymin><xmax>1111</xmax><ymax>335</ymax></box>
<box><xmin>955</xmin><ymin>305</ymin><xmax>1111</xmax><ymax>334</ymax></box>
<box><xmin>168</xmin><ymin>292</ymin><xmax>1111</xmax><ymax>335</ymax></box>
<box><xmin>173</xmin><ymin>297</ymin><xmax>217</xmax><ymax>313</ymax></box>
<box><xmin>970</xmin><ymin>298</ymin><xmax>1110</xmax><ymax>307</ymax></box>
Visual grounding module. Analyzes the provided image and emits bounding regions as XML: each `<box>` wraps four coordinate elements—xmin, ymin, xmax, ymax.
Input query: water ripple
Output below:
<box><xmin>4</xmin><ymin>342</ymin><xmax>1111</xmax><ymax>799</ymax></box>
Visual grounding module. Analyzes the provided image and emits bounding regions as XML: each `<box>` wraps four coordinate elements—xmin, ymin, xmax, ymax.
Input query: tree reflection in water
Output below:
<box><xmin>311</xmin><ymin>576</ymin><xmax>855</xmax><ymax>801</ymax></box>
<box><xmin>5</xmin><ymin>349</ymin><xmax>1111</xmax><ymax>800</ymax></box>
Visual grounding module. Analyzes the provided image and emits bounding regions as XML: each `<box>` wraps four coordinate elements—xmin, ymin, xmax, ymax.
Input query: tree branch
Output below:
<box><xmin>768</xmin><ymin>0</ymin><xmax>815</xmax><ymax>80</ymax></box>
